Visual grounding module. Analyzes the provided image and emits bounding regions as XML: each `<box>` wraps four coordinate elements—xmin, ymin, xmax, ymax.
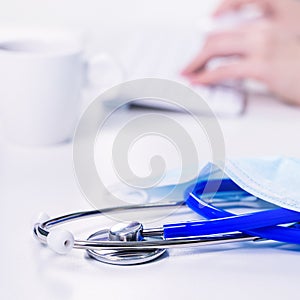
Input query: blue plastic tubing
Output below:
<box><xmin>163</xmin><ymin>179</ymin><xmax>300</xmax><ymax>243</ymax></box>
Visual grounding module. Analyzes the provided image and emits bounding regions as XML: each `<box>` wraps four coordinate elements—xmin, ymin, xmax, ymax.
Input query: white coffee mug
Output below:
<box><xmin>0</xmin><ymin>28</ymin><xmax>122</xmax><ymax>146</ymax></box>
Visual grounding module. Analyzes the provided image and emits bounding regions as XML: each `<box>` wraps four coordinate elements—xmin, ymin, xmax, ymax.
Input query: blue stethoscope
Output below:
<box><xmin>33</xmin><ymin>178</ymin><xmax>300</xmax><ymax>265</ymax></box>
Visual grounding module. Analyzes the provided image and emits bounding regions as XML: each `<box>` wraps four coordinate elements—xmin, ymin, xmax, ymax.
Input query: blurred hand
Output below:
<box><xmin>214</xmin><ymin>0</ymin><xmax>300</xmax><ymax>35</ymax></box>
<box><xmin>182</xmin><ymin>21</ymin><xmax>300</xmax><ymax>105</ymax></box>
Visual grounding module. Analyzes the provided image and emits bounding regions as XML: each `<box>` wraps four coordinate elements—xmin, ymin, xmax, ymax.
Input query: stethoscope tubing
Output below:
<box><xmin>164</xmin><ymin>199</ymin><xmax>300</xmax><ymax>239</ymax></box>
<box><xmin>185</xmin><ymin>185</ymin><xmax>300</xmax><ymax>244</ymax></box>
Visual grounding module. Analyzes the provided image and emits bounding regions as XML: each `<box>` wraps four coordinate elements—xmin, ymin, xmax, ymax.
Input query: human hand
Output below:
<box><xmin>214</xmin><ymin>0</ymin><xmax>300</xmax><ymax>35</ymax></box>
<box><xmin>182</xmin><ymin>21</ymin><xmax>300</xmax><ymax>105</ymax></box>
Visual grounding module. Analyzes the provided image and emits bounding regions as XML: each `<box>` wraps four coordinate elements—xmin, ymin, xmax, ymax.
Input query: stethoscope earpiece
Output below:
<box><xmin>46</xmin><ymin>229</ymin><xmax>74</xmax><ymax>255</ymax></box>
<box><xmin>36</xmin><ymin>212</ymin><xmax>50</xmax><ymax>224</ymax></box>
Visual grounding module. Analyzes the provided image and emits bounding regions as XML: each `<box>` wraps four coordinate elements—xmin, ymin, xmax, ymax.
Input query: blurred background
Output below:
<box><xmin>0</xmin><ymin>0</ymin><xmax>217</xmax><ymax>69</ymax></box>
<box><xmin>0</xmin><ymin>0</ymin><xmax>216</xmax><ymax>39</ymax></box>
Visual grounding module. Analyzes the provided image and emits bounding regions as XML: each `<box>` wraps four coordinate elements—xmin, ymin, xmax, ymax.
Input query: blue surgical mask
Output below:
<box><xmin>223</xmin><ymin>156</ymin><xmax>300</xmax><ymax>212</ymax></box>
<box><xmin>140</xmin><ymin>156</ymin><xmax>300</xmax><ymax>212</ymax></box>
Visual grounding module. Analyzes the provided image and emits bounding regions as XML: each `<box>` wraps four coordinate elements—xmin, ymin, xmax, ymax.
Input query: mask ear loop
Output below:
<box><xmin>186</xmin><ymin>191</ymin><xmax>300</xmax><ymax>245</ymax></box>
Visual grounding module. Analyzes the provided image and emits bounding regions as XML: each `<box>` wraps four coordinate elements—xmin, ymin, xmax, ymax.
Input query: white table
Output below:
<box><xmin>1</xmin><ymin>92</ymin><xmax>300</xmax><ymax>300</ymax></box>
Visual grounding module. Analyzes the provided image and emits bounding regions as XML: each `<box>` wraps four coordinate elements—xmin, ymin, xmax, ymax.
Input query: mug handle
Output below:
<box><xmin>84</xmin><ymin>53</ymin><xmax>124</xmax><ymax>88</ymax></box>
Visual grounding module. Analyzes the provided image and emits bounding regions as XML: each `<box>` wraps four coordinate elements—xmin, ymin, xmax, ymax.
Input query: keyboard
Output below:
<box><xmin>112</xmin><ymin>27</ymin><xmax>246</xmax><ymax>117</ymax></box>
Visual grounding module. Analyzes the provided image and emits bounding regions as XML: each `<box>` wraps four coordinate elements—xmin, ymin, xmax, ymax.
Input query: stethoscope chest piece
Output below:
<box><xmin>86</xmin><ymin>221</ymin><xmax>166</xmax><ymax>265</ymax></box>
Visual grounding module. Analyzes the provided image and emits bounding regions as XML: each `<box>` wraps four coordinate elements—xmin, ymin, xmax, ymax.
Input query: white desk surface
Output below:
<box><xmin>1</xmin><ymin>93</ymin><xmax>300</xmax><ymax>300</ymax></box>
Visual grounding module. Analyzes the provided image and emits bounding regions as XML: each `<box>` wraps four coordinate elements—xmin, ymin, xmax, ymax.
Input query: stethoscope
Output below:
<box><xmin>33</xmin><ymin>178</ymin><xmax>300</xmax><ymax>265</ymax></box>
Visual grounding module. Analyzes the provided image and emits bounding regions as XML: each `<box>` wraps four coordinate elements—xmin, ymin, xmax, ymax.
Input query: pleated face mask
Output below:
<box><xmin>223</xmin><ymin>157</ymin><xmax>300</xmax><ymax>212</ymax></box>
<box><xmin>133</xmin><ymin>156</ymin><xmax>300</xmax><ymax>212</ymax></box>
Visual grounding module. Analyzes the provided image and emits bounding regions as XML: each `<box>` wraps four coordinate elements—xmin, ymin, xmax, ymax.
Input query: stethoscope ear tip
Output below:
<box><xmin>46</xmin><ymin>229</ymin><xmax>74</xmax><ymax>255</ymax></box>
<box><xmin>32</xmin><ymin>212</ymin><xmax>50</xmax><ymax>228</ymax></box>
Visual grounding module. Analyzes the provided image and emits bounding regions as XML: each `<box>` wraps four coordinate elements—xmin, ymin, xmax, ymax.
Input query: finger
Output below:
<box><xmin>188</xmin><ymin>61</ymin><xmax>260</xmax><ymax>85</ymax></box>
<box><xmin>213</xmin><ymin>0</ymin><xmax>265</xmax><ymax>16</ymax></box>
<box><xmin>182</xmin><ymin>32</ymin><xmax>246</xmax><ymax>75</ymax></box>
